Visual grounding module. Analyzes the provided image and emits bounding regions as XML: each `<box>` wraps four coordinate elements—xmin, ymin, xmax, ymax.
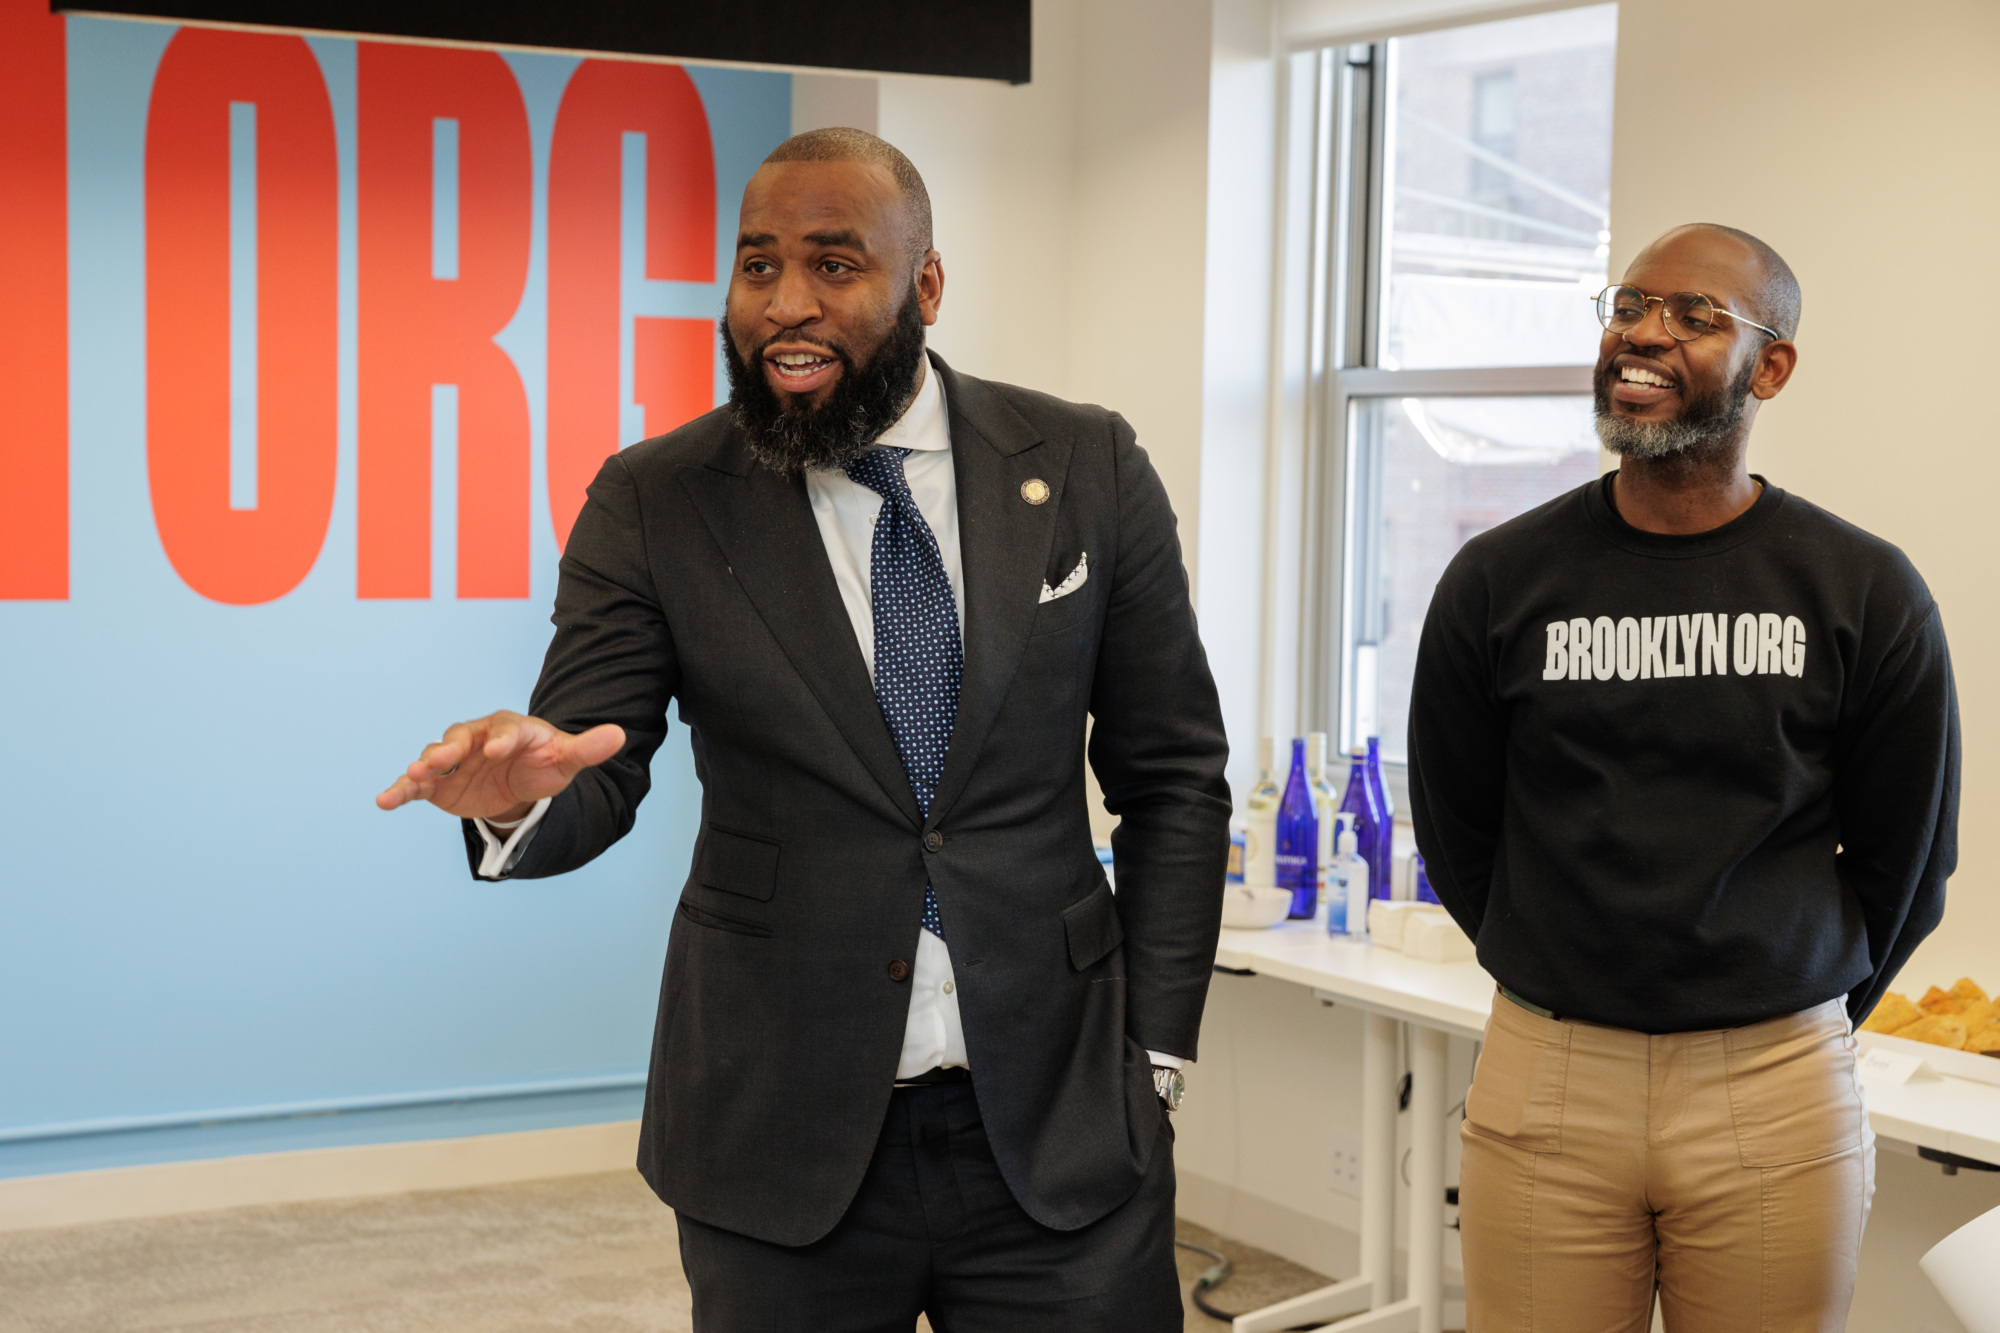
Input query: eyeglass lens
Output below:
<box><xmin>1595</xmin><ymin>286</ymin><xmax>1720</xmax><ymax>341</ymax></box>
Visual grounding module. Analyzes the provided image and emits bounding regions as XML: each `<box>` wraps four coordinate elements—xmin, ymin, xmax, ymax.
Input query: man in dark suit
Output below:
<box><xmin>377</xmin><ymin>128</ymin><xmax>1231</xmax><ymax>1329</ymax></box>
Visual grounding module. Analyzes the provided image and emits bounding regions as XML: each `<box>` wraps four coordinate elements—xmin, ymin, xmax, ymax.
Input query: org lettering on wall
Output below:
<box><xmin>1542</xmin><ymin>613</ymin><xmax>1807</xmax><ymax>682</ymax></box>
<box><xmin>0</xmin><ymin>0</ymin><xmax>753</xmax><ymax>605</ymax></box>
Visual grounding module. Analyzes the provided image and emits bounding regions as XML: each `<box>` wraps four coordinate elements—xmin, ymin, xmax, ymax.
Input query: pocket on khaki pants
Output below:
<box><xmin>1465</xmin><ymin>997</ymin><xmax>1571</xmax><ymax>1153</ymax></box>
<box><xmin>1723</xmin><ymin>999</ymin><xmax>1865</xmax><ymax>1167</ymax></box>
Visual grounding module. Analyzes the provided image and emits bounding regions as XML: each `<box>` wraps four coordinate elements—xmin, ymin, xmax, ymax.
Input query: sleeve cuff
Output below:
<box><xmin>472</xmin><ymin>797</ymin><xmax>553</xmax><ymax>879</ymax></box>
<box><xmin>1145</xmin><ymin>1050</ymin><xmax>1185</xmax><ymax>1069</ymax></box>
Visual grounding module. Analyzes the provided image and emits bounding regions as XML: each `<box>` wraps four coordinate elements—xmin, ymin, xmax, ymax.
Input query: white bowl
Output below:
<box><xmin>1221</xmin><ymin>884</ymin><xmax>1294</xmax><ymax>930</ymax></box>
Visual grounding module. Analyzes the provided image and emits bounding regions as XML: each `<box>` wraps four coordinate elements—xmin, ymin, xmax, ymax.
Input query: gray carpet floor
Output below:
<box><xmin>0</xmin><ymin>1172</ymin><xmax>1334</xmax><ymax>1331</ymax></box>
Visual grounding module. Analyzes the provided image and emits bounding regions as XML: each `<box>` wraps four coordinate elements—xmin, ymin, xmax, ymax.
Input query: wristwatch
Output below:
<box><xmin>1153</xmin><ymin>1065</ymin><xmax>1186</xmax><ymax>1112</ymax></box>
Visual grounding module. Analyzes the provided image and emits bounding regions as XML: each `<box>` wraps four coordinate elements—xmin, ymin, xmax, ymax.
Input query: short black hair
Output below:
<box><xmin>761</xmin><ymin>128</ymin><xmax>933</xmax><ymax>264</ymax></box>
<box><xmin>1681</xmin><ymin>222</ymin><xmax>1802</xmax><ymax>340</ymax></box>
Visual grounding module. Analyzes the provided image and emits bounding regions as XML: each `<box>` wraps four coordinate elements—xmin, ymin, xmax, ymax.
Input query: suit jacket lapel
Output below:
<box><xmin>928</xmin><ymin>356</ymin><xmax>1068</xmax><ymax>827</ymax></box>
<box><xmin>676</xmin><ymin>438</ymin><xmax>921</xmax><ymax>829</ymax></box>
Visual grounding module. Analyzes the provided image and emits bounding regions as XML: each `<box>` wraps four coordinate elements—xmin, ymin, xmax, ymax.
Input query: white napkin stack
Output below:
<box><xmin>1367</xmin><ymin>900</ymin><xmax>1475</xmax><ymax>962</ymax></box>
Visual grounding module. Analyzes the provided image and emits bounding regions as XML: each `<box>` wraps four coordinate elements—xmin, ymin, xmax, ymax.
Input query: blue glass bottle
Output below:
<box><xmin>1340</xmin><ymin>746</ymin><xmax>1389</xmax><ymax>906</ymax></box>
<box><xmin>1275</xmin><ymin>738</ymin><xmax>1318</xmax><ymax>919</ymax></box>
<box><xmin>1364</xmin><ymin>736</ymin><xmax>1395</xmax><ymax>888</ymax></box>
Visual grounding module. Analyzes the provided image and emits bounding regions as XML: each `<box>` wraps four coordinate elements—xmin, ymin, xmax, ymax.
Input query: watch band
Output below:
<box><xmin>1153</xmin><ymin>1065</ymin><xmax>1185</xmax><ymax>1111</ymax></box>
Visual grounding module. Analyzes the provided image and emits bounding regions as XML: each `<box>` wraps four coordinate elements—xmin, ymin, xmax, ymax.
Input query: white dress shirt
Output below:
<box><xmin>803</xmin><ymin>367</ymin><xmax>968</xmax><ymax>1080</ymax></box>
<box><xmin>475</xmin><ymin>364</ymin><xmax>1181</xmax><ymax>1078</ymax></box>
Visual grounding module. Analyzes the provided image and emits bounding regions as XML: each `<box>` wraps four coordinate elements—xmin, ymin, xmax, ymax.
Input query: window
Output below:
<box><xmin>1297</xmin><ymin>5</ymin><xmax>1618</xmax><ymax>768</ymax></box>
<box><xmin>1348</xmin><ymin>395</ymin><xmax>1601</xmax><ymax>763</ymax></box>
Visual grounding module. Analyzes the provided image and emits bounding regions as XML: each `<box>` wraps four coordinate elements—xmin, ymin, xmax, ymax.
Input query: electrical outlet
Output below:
<box><xmin>1329</xmin><ymin>1129</ymin><xmax>1362</xmax><ymax>1196</ymax></box>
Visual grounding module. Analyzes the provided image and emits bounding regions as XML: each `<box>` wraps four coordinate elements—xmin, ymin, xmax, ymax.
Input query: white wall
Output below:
<box><xmin>790</xmin><ymin>72</ymin><xmax>880</xmax><ymax>137</ymax></box>
<box><xmin>1064</xmin><ymin>0</ymin><xmax>1218</xmax><ymax>568</ymax></box>
<box><xmin>876</xmin><ymin>0</ymin><xmax>1084</xmax><ymax>398</ymax></box>
<box><xmin>1197</xmin><ymin>0</ymin><xmax>1290</xmax><ymax>801</ymax></box>
<box><xmin>880</xmin><ymin>0</ymin><xmax>1218</xmax><ymax>566</ymax></box>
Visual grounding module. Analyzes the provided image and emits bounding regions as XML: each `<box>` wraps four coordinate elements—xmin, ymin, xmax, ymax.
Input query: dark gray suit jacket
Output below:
<box><xmin>469</xmin><ymin>354</ymin><xmax>1230</xmax><ymax>1245</ymax></box>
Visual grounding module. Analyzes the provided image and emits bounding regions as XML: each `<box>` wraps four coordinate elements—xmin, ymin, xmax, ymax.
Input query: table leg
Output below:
<box><xmin>1408</xmin><ymin>1025</ymin><xmax>1447</xmax><ymax>1333</ymax></box>
<box><xmin>1360</xmin><ymin>1012</ymin><xmax>1397</xmax><ymax>1305</ymax></box>
<box><xmin>1229</xmin><ymin>1011</ymin><xmax>1413</xmax><ymax>1333</ymax></box>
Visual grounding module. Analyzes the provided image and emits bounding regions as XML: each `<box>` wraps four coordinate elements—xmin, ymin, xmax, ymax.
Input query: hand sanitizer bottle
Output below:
<box><xmin>1324</xmin><ymin>811</ymin><xmax>1351</xmax><ymax>934</ymax></box>
<box><xmin>1276</xmin><ymin>738</ymin><xmax>1319</xmax><ymax>919</ymax></box>
<box><xmin>1341</xmin><ymin>823</ymin><xmax>1371</xmax><ymax>932</ymax></box>
<box><xmin>1244</xmin><ymin>738</ymin><xmax>1281</xmax><ymax>887</ymax></box>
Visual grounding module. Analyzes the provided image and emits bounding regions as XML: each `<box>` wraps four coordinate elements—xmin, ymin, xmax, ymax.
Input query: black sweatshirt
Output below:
<box><xmin>1408</xmin><ymin>473</ymin><xmax>1959</xmax><ymax>1033</ymax></box>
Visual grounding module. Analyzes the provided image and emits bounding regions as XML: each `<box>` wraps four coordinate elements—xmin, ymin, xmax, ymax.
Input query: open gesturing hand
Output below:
<box><xmin>375</xmin><ymin>711</ymin><xmax>626</xmax><ymax>824</ymax></box>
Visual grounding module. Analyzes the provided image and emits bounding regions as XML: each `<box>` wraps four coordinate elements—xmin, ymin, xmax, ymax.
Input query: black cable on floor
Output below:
<box><xmin>1175</xmin><ymin>1236</ymin><xmax>1240</xmax><ymax>1322</ymax></box>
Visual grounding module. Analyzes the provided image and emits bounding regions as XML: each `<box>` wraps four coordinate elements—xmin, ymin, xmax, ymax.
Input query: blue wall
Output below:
<box><xmin>0</xmin><ymin>17</ymin><xmax>789</xmax><ymax>1180</ymax></box>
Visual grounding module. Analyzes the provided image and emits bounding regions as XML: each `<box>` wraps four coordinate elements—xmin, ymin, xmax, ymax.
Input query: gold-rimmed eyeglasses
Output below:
<box><xmin>1592</xmin><ymin>285</ymin><xmax>1782</xmax><ymax>343</ymax></box>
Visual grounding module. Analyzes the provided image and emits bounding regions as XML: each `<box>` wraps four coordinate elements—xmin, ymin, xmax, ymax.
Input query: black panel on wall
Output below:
<box><xmin>54</xmin><ymin>0</ymin><xmax>1033</xmax><ymax>83</ymax></box>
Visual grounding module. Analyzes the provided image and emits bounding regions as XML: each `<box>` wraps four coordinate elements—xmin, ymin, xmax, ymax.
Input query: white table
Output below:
<box><xmin>1208</xmin><ymin>921</ymin><xmax>2000</xmax><ymax>1333</ymax></box>
<box><xmin>1851</xmin><ymin>1038</ymin><xmax>2000</xmax><ymax>1166</ymax></box>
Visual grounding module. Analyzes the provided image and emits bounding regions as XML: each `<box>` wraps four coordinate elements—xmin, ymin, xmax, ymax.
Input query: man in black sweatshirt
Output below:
<box><xmin>1409</xmin><ymin>223</ymin><xmax>1958</xmax><ymax>1333</ymax></box>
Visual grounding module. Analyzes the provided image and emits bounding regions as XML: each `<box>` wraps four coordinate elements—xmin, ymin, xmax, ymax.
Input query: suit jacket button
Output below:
<box><xmin>923</xmin><ymin>830</ymin><xmax>944</xmax><ymax>852</ymax></box>
<box><xmin>888</xmin><ymin>959</ymin><xmax>911</xmax><ymax>982</ymax></box>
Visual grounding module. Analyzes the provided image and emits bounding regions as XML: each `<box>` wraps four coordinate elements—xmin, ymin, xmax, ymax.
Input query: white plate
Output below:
<box><xmin>1857</xmin><ymin>1030</ymin><xmax>2000</xmax><ymax>1089</ymax></box>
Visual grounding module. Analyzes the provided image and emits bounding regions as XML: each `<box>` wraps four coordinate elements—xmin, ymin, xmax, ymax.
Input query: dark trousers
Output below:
<box><xmin>676</xmin><ymin>1080</ymin><xmax>1182</xmax><ymax>1332</ymax></box>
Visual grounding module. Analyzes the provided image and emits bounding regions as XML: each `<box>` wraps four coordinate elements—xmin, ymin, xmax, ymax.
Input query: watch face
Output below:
<box><xmin>1157</xmin><ymin>1068</ymin><xmax>1185</xmax><ymax>1110</ymax></box>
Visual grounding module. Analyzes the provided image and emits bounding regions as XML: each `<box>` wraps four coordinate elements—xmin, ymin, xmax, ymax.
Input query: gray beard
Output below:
<box><xmin>1593</xmin><ymin>358</ymin><xmax>1754</xmax><ymax>460</ymax></box>
<box><xmin>1594</xmin><ymin>410</ymin><xmax>1741</xmax><ymax>460</ymax></box>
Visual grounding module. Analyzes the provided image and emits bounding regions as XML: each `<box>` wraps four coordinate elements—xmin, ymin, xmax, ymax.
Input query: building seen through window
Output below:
<box><xmin>1379</xmin><ymin>5</ymin><xmax>1615</xmax><ymax>372</ymax></box>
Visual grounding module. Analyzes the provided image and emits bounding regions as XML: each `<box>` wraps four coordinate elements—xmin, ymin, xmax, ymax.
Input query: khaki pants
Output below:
<box><xmin>1459</xmin><ymin>994</ymin><xmax>1874</xmax><ymax>1333</ymax></box>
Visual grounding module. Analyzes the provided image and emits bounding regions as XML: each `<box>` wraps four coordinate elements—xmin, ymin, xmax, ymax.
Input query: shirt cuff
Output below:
<box><xmin>473</xmin><ymin>797</ymin><xmax>552</xmax><ymax>879</ymax></box>
<box><xmin>1145</xmin><ymin>1051</ymin><xmax>1185</xmax><ymax>1070</ymax></box>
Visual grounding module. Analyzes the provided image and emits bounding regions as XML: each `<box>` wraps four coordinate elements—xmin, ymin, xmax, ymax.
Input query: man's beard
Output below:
<box><xmin>724</xmin><ymin>292</ymin><xmax>928</xmax><ymax>476</ymax></box>
<box><xmin>1594</xmin><ymin>355</ymin><xmax>1756</xmax><ymax>461</ymax></box>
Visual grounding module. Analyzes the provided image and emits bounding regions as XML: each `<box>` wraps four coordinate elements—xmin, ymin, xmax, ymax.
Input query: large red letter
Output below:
<box><xmin>146</xmin><ymin>29</ymin><xmax>338</xmax><ymax>605</ymax></box>
<box><xmin>0</xmin><ymin>0</ymin><xmax>69</xmax><ymax>599</ymax></box>
<box><xmin>548</xmin><ymin>61</ymin><xmax>715</xmax><ymax>549</ymax></box>
<box><xmin>634</xmin><ymin>317</ymin><xmax>716</xmax><ymax>441</ymax></box>
<box><xmin>357</xmin><ymin>46</ymin><xmax>533</xmax><ymax>599</ymax></box>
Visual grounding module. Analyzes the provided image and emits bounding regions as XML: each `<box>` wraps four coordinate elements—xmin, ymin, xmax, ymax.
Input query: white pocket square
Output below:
<box><xmin>1039</xmin><ymin>551</ymin><xmax>1088</xmax><ymax>604</ymax></box>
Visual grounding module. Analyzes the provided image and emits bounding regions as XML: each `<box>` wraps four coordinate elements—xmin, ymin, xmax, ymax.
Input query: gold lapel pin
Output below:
<box><xmin>1021</xmin><ymin>479</ymin><xmax>1050</xmax><ymax>506</ymax></box>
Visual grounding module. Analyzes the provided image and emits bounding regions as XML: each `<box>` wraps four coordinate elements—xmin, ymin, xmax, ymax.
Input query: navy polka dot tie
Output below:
<box><xmin>844</xmin><ymin>447</ymin><xmax>961</xmax><ymax>941</ymax></box>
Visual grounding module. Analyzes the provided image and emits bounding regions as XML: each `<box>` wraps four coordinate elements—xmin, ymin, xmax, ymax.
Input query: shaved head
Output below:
<box><xmin>1644</xmin><ymin>223</ymin><xmax>1802</xmax><ymax>340</ymax></box>
<box><xmin>761</xmin><ymin>127</ymin><xmax>933</xmax><ymax>265</ymax></box>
